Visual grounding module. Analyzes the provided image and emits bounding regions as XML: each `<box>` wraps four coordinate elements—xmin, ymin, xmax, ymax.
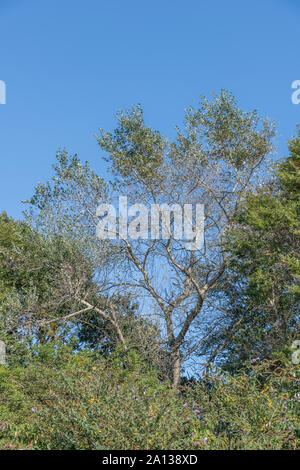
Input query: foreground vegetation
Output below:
<box><xmin>0</xmin><ymin>345</ymin><xmax>299</xmax><ymax>450</ymax></box>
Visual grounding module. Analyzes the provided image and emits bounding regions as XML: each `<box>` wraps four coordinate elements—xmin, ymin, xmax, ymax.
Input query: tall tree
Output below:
<box><xmin>27</xmin><ymin>91</ymin><xmax>275</xmax><ymax>387</ymax></box>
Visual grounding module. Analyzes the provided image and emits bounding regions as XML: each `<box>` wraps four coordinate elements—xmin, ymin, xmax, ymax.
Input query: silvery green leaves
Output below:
<box><xmin>25</xmin><ymin>150</ymin><xmax>108</xmax><ymax>230</ymax></box>
<box><xmin>23</xmin><ymin>150</ymin><xmax>110</xmax><ymax>269</ymax></box>
<box><xmin>96</xmin><ymin>105</ymin><xmax>166</xmax><ymax>184</ymax></box>
<box><xmin>173</xmin><ymin>90</ymin><xmax>275</xmax><ymax>169</ymax></box>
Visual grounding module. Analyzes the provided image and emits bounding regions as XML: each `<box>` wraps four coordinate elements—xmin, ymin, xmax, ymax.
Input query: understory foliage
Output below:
<box><xmin>0</xmin><ymin>346</ymin><xmax>299</xmax><ymax>450</ymax></box>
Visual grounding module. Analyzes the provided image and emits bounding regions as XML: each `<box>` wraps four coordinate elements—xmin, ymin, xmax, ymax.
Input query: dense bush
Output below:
<box><xmin>0</xmin><ymin>345</ymin><xmax>198</xmax><ymax>450</ymax></box>
<box><xmin>0</xmin><ymin>345</ymin><xmax>299</xmax><ymax>450</ymax></box>
<box><xmin>185</xmin><ymin>359</ymin><xmax>299</xmax><ymax>449</ymax></box>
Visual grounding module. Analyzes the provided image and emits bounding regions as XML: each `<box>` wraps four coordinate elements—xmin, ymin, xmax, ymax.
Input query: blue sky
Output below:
<box><xmin>0</xmin><ymin>0</ymin><xmax>299</xmax><ymax>219</ymax></box>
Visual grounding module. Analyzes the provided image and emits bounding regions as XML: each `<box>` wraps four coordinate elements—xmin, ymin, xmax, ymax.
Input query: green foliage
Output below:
<box><xmin>210</xmin><ymin>130</ymin><xmax>300</xmax><ymax>370</ymax></box>
<box><xmin>77</xmin><ymin>295</ymin><xmax>165</xmax><ymax>371</ymax></box>
<box><xmin>173</xmin><ymin>89</ymin><xmax>274</xmax><ymax>170</ymax></box>
<box><xmin>0</xmin><ymin>211</ymin><xmax>95</xmax><ymax>349</ymax></box>
<box><xmin>96</xmin><ymin>104</ymin><xmax>166</xmax><ymax>182</ymax></box>
<box><xmin>0</xmin><ymin>210</ymin><xmax>165</xmax><ymax>367</ymax></box>
<box><xmin>0</xmin><ymin>347</ymin><xmax>197</xmax><ymax>450</ymax></box>
<box><xmin>0</xmin><ymin>347</ymin><xmax>298</xmax><ymax>450</ymax></box>
<box><xmin>185</xmin><ymin>358</ymin><xmax>299</xmax><ymax>450</ymax></box>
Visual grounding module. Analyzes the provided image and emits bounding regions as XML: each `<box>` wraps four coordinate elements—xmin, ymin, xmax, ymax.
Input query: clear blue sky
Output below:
<box><xmin>0</xmin><ymin>0</ymin><xmax>299</xmax><ymax>219</ymax></box>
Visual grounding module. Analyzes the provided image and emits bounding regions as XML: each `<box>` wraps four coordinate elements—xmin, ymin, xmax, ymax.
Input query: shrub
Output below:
<box><xmin>0</xmin><ymin>346</ymin><xmax>198</xmax><ymax>450</ymax></box>
<box><xmin>0</xmin><ymin>345</ymin><xmax>299</xmax><ymax>450</ymax></box>
<box><xmin>183</xmin><ymin>359</ymin><xmax>300</xmax><ymax>450</ymax></box>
